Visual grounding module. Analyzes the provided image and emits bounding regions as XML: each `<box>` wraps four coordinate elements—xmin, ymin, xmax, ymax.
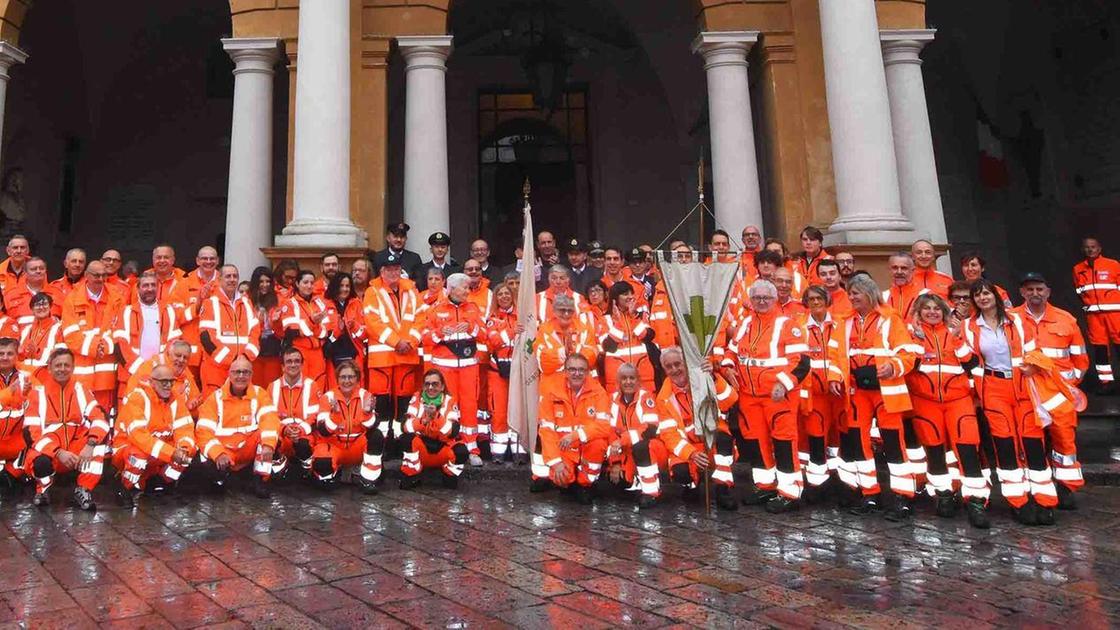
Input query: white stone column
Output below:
<box><xmin>222</xmin><ymin>38</ymin><xmax>282</xmax><ymax>275</ymax></box>
<box><xmin>398</xmin><ymin>36</ymin><xmax>453</xmax><ymax>244</ymax></box>
<box><xmin>819</xmin><ymin>0</ymin><xmax>914</xmax><ymax>244</ymax></box>
<box><xmin>882</xmin><ymin>29</ymin><xmax>951</xmax><ymax>272</ymax></box>
<box><xmin>692</xmin><ymin>32</ymin><xmax>764</xmax><ymax>237</ymax></box>
<box><xmin>0</xmin><ymin>42</ymin><xmax>27</xmax><ymax>175</ymax></box>
<box><xmin>277</xmin><ymin>0</ymin><xmax>366</xmax><ymax>247</ymax></box>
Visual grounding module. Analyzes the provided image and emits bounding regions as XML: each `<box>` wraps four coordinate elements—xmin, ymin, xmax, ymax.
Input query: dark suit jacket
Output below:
<box><xmin>370</xmin><ymin>248</ymin><xmax>423</xmax><ymax>281</ymax></box>
<box><xmin>414</xmin><ymin>259</ymin><xmax>461</xmax><ymax>291</ymax></box>
<box><xmin>565</xmin><ymin>264</ymin><xmax>604</xmax><ymax>296</ymax></box>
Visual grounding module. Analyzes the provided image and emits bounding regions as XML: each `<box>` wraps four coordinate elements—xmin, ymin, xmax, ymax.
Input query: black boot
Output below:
<box><xmin>72</xmin><ymin>486</ymin><xmax>96</xmax><ymax>511</ymax></box>
<box><xmin>358</xmin><ymin>477</ymin><xmax>378</xmax><ymax>495</ymax></box>
<box><xmin>252</xmin><ymin>477</ymin><xmax>271</xmax><ymax>499</ymax></box>
<box><xmin>715</xmin><ymin>485</ymin><xmax>738</xmax><ymax>511</ymax></box>
<box><xmin>802</xmin><ymin>484</ymin><xmax>826</xmax><ymax>505</ymax></box>
<box><xmin>681</xmin><ymin>486</ymin><xmax>700</xmax><ymax>504</ymax></box>
<box><xmin>400</xmin><ymin>475</ymin><xmax>421</xmax><ymax>490</ymax></box>
<box><xmin>529</xmin><ymin>478</ymin><xmax>551</xmax><ymax>493</ymax></box>
<box><xmin>574</xmin><ymin>486</ymin><xmax>593</xmax><ymax>505</ymax></box>
<box><xmin>850</xmin><ymin>493</ymin><xmax>882</xmax><ymax>516</ymax></box>
<box><xmin>441</xmin><ymin>474</ymin><xmax>459</xmax><ymax>490</ymax></box>
<box><xmin>1035</xmin><ymin>504</ymin><xmax>1056</xmax><ymax>526</ymax></box>
<box><xmin>934</xmin><ymin>490</ymin><xmax>959</xmax><ymax>518</ymax></box>
<box><xmin>836</xmin><ymin>483</ymin><xmax>860</xmax><ymax>509</ymax></box>
<box><xmin>117</xmin><ymin>488</ymin><xmax>142</xmax><ymax>508</ymax></box>
<box><xmin>965</xmin><ymin>497</ymin><xmax>990</xmax><ymax>529</ymax></box>
<box><xmin>764</xmin><ymin>495</ymin><xmax>800</xmax><ymax>514</ymax></box>
<box><xmin>638</xmin><ymin>494</ymin><xmax>658</xmax><ymax>510</ymax></box>
<box><xmin>1013</xmin><ymin>498</ymin><xmax>1038</xmax><ymax>526</ymax></box>
<box><xmin>1056</xmin><ymin>484</ymin><xmax>1078</xmax><ymax>511</ymax></box>
<box><xmin>884</xmin><ymin>495</ymin><xmax>913</xmax><ymax>522</ymax></box>
<box><xmin>740</xmin><ymin>487</ymin><xmax>777</xmax><ymax>506</ymax></box>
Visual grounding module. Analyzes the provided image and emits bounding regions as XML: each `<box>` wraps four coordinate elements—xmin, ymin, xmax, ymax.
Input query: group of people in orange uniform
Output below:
<box><xmin>0</xmin><ymin>224</ymin><xmax>1108</xmax><ymax>529</ymax></box>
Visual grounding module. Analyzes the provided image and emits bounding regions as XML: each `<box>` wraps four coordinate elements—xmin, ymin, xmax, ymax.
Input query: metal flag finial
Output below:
<box><xmin>522</xmin><ymin>177</ymin><xmax>532</xmax><ymax>207</ymax></box>
<box><xmin>697</xmin><ymin>154</ymin><xmax>705</xmax><ymax>204</ymax></box>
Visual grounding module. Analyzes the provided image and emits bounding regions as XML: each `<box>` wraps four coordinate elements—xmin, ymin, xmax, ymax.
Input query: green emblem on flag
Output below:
<box><xmin>684</xmin><ymin>295</ymin><xmax>716</xmax><ymax>351</ymax></box>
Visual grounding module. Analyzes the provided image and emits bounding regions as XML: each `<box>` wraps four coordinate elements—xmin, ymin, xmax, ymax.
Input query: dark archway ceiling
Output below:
<box><xmin>449</xmin><ymin>0</ymin><xmax>638</xmax><ymax>57</ymax></box>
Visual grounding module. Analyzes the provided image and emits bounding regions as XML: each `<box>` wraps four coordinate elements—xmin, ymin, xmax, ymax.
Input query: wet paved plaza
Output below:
<box><xmin>0</xmin><ymin>476</ymin><xmax>1117</xmax><ymax>629</ymax></box>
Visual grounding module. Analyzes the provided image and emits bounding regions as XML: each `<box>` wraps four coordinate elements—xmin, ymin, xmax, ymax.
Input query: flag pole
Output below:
<box><xmin>698</xmin><ymin>158</ymin><xmax>714</xmax><ymax>518</ymax></box>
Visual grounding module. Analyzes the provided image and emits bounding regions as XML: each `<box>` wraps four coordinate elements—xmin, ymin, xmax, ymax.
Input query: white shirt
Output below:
<box><xmin>977</xmin><ymin>316</ymin><xmax>1012</xmax><ymax>372</ymax></box>
<box><xmin>139</xmin><ymin>301</ymin><xmax>162</xmax><ymax>360</ymax></box>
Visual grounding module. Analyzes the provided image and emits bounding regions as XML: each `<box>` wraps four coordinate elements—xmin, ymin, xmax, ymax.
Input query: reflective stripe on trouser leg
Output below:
<box><xmin>995</xmin><ymin>467</ymin><xmax>1028</xmax><ymax>508</ymax></box>
<box><xmin>776</xmin><ymin>469</ymin><xmax>803</xmax><ymax>500</ymax></box>
<box><xmin>712</xmin><ymin>453</ymin><xmax>735</xmax><ymax>486</ymax></box>
<box><xmin>924</xmin><ymin>471</ymin><xmax>953</xmax><ymax>495</ymax></box>
<box><xmin>1097</xmin><ymin>364</ymin><xmax>1114</xmax><ymax>382</ymax></box>
<box><xmin>401</xmin><ymin>449</ymin><xmax>421</xmax><ymax>476</ymax></box>
<box><xmin>837</xmin><ymin>458</ymin><xmax>858</xmax><ymax>490</ymax></box>
<box><xmin>121</xmin><ymin>453</ymin><xmax>149</xmax><ymax>490</ymax></box>
<box><xmin>945</xmin><ymin>449</ymin><xmax>962</xmax><ymax>486</ymax></box>
<box><xmin>1027</xmin><ymin>467</ymin><xmax>1058</xmax><ymax>507</ymax></box>
<box><xmin>460</xmin><ymin>426</ymin><xmax>479</xmax><ymax>455</ymax></box>
<box><xmin>887</xmin><ymin>461</ymin><xmax>916</xmax><ymax>497</ymax></box>
<box><xmin>906</xmin><ymin>446</ymin><xmax>928</xmax><ymax>480</ymax></box>
<box><xmin>636</xmin><ymin>463</ymin><xmax>660</xmax><ymax>496</ymax></box>
<box><xmin>752</xmin><ymin>466</ymin><xmax>777</xmax><ymax>490</ymax></box>
<box><xmin>826</xmin><ymin>446</ymin><xmax>841</xmax><ymax>472</ymax></box>
<box><xmin>960</xmin><ymin>473</ymin><xmax>990</xmax><ymax>501</ymax></box>
<box><xmin>1051</xmin><ymin>450</ymin><xmax>1084</xmax><ymax>487</ymax></box>
<box><xmin>530</xmin><ymin>451</ymin><xmax>550</xmax><ymax>479</ymax></box>
<box><xmin>804</xmin><ymin>461</ymin><xmax>829</xmax><ymax>487</ymax></box>
<box><xmin>271</xmin><ymin>454</ymin><xmax>289</xmax><ymax>478</ymax></box>
<box><xmin>360</xmin><ymin>452</ymin><xmax>383</xmax><ymax>482</ymax></box>
<box><xmin>857</xmin><ymin>459</ymin><xmax>880</xmax><ymax>495</ymax></box>
<box><xmin>490</xmin><ymin>432</ymin><xmax>509</xmax><ymax>456</ymax></box>
<box><xmin>443</xmin><ymin>458</ymin><xmax>464</xmax><ymax>477</ymax></box>
<box><xmin>77</xmin><ymin>445</ymin><xmax>108</xmax><ymax>490</ymax></box>
<box><xmin>36</xmin><ymin>475</ymin><xmax>53</xmax><ymax>493</ymax></box>
<box><xmin>162</xmin><ymin>460</ymin><xmax>186</xmax><ymax>482</ymax></box>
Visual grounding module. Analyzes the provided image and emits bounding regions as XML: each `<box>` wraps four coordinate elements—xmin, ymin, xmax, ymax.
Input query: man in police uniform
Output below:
<box><xmin>588</xmin><ymin>241</ymin><xmax>606</xmax><ymax>270</ymax></box>
<box><xmin>564</xmin><ymin>238</ymin><xmax>603</xmax><ymax>296</ymax></box>
<box><xmin>373</xmin><ymin>223</ymin><xmax>423</xmax><ymax>282</ymax></box>
<box><xmin>415</xmin><ymin>232</ymin><xmax>461</xmax><ymax>291</ymax></box>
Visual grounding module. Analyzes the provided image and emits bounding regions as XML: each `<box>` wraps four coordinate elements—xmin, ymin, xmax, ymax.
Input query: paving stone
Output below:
<box><xmin>68</xmin><ymin>582</ymin><xmax>152</xmax><ymax>621</ymax></box>
<box><xmin>271</xmin><ymin>584</ymin><xmax>360</xmax><ymax>614</ymax></box>
<box><xmin>234</xmin><ymin>555</ymin><xmax>322</xmax><ymax>590</ymax></box>
<box><xmin>332</xmin><ymin>569</ymin><xmax>430</xmax><ymax>606</ymax></box>
<box><xmin>495</xmin><ymin>602</ymin><xmax>615</xmax><ymax>629</ymax></box>
<box><xmin>196</xmin><ymin>577</ymin><xmax>278</xmax><ymax>610</ymax></box>
<box><xmin>233</xmin><ymin>602</ymin><xmax>324</xmax><ymax>628</ymax></box>
<box><xmin>311</xmin><ymin>603</ymin><xmax>411</xmax><ymax>628</ymax></box>
<box><xmin>149</xmin><ymin>591</ymin><xmax>232</xmax><ymax>629</ymax></box>
<box><xmin>379</xmin><ymin>594</ymin><xmax>513</xmax><ymax>628</ymax></box>
<box><xmin>165</xmin><ymin>554</ymin><xmax>239</xmax><ymax>584</ymax></box>
<box><xmin>551</xmin><ymin>591</ymin><xmax>672</xmax><ymax>627</ymax></box>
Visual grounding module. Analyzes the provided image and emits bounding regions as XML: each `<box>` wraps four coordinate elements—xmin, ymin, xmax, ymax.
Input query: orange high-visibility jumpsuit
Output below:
<box><xmin>656</xmin><ymin>374</ymin><xmax>738</xmax><ymax>489</ymax></box>
<box><xmin>24</xmin><ymin>378</ymin><xmax>109</xmax><ymax>494</ymax></box>
<box><xmin>601</xmin><ymin>310</ymin><xmax>656</xmax><ymax>393</ymax></box>
<box><xmin>465</xmin><ymin>282</ymin><xmax>492</xmax><ymax>447</ymax></box>
<box><xmin>423</xmin><ymin>299</ymin><xmax>487</xmax><ymax>456</ymax></box>
<box><xmin>722</xmin><ymin>309</ymin><xmax>811</xmax><ymax>500</ymax></box>
<box><xmin>48</xmin><ymin>276</ymin><xmax>83</xmax><ymax>307</ymax></box>
<box><xmin>828</xmin><ymin>287</ymin><xmax>853</xmax><ymax>320</ymax></box>
<box><xmin>168</xmin><ymin>268</ymin><xmax>220</xmax><ymax>375</ymax></box>
<box><xmin>535</xmin><ymin>288</ymin><xmax>592</xmax><ymax>324</ymax></box>
<box><xmin>1073</xmin><ymin>255</ymin><xmax>1120</xmax><ymax>383</ymax></box>
<box><xmin>126</xmin><ymin>353</ymin><xmax>202</xmax><ymax>408</ymax></box>
<box><xmin>112</xmin><ymin>384</ymin><xmax>196</xmax><ymax>491</ymax></box>
<box><xmin>796</xmin><ymin>252</ymin><xmax>832</xmax><ymax>286</ymax></box>
<box><xmin>906</xmin><ymin>321</ymin><xmax>986</xmax><ymax>501</ymax></box>
<box><xmin>268</xmin><ymin>376</ymin><xmax>321</xmax><ymax>477</ymax></box>
<box><xmin>363</xmin><ymin>278</ymin><xmax>422</xmax><ymax>440</ymax></box>
<box><xmin>279</xmin><ymin>294</ymin><xmax>330</xmax><ymax>390</ymax></box>
<box><xmin>0</xmin><ymin>316</ymin><xmax>19</xmax><ymax>340</ymax></box>
<box><xmin>113</xmin><ymin>300</ymin><xmax>181</xmax><ymax>398</ymax></box>
<box><xmin>61</xmin><ymin>286</ymin><xmax>125</xmax><ymax>414</ymax></box>
<box><xmin>399</xmin><ymin>393</ymin><xmax>467</xmax><ymax>479</ymax></box>
<box><xmin>964</xmin><ymin>313</ymin><xmax>1058</xmax><ymax>509</ymax></box>
<box><xmin>913</xmin><ymin>267</ymin><xmax>953</xmax><ymax>299</ymax></box>
<box><xmin>0</xmin><ymin>370</ymin><xmax>32</xmax><ymax>478</ymax></box>
<box><xmin>1013</xmin><ymin>304</ymin><xmax>1090</xmax><ymax>493</ymax></box>
<box><xmin>827</xmin><ymin>306</ymin><xmax>919</xmax><ymax>498</ymax></box>
<box><xmin>534</xmin><ymin>318</ymin><xmax>599</xmax><ymax>388</ymax></box>
<box><xmin>18</xmin><ymin>317</ymin><xmax>65</xmax><ymax>383</ymax></box>
<box><xmin>198</xmin><ymin>292</ymin><xmax>261</xmax><ymax>396</ymax></box>
<box><xmin>648</xmin><ymin>281</ymin><xmax>676</xmax><ymax>349</ymax></box>
<box><xmin>486</xmin><ymin>307</ymin><xmax>517</xmax><ymax>457</ymax></box>
<box><xmin>608</xmin><ymin>389</ymin><xmax>665</xmax><ymax>497</ymax></box>
<box><xmin>882</xmin><ymin>282</ymin><xmax>929</xmax><ymax>320</ymax></box>
<box><xmin>195</xmin><ymin>383</ymin><xmax>280</xmax><ymax>480</ymax></box>
<box><xmin>314</xmin><ymin>387</ymin><xmax>382</xmax><ymax>483</ymax></box>
<box><xmin>533</xmin><ymin>378</ymin><xmax>612</xmax><ymax>487</ymax></box>
<box><xmin>800</xmin><ymin>314</ymin><xmax>844</xmax><ymax>488</ymax></box>
<box><xmin>322</xmin><ymin>297</ymin><xmax>367</xmax><ymax>390</ymax></box>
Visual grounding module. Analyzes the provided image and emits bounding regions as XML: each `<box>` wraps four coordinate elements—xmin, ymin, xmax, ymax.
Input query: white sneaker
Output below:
<box><xmin>469</xmin><ymin>453</ymin><xmax>484</xmax><ymax>467</ymax></box>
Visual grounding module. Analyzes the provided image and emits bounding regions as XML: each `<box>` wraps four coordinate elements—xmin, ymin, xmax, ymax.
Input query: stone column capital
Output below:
<box><xmin>692</xmin><ymin>31</ymin><xmax>759</xmax><ymax>69</ymax></box>
<box><xmin>0</xmin><ymin>42</ymin><xmax>27</xmax><ymax>79</ymax></box>
<box><xmin>880</xmin><ymin>29</ymin><xmax>935</xmax><ymax>66</ymax></box>
<box><xmin>222</xmin><ymin>38</ymin><xmax>284</xmax><ymax>75</ymax></box>
<box><xmin>397</xmin><ymin>35</ymin><xmax>453</xmax><ymax>71</ymax></box>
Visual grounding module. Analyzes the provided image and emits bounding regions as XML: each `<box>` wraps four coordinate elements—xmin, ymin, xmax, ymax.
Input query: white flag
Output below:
<box><xmin>508</xmin><ymin>205</ymin><xmax>540</xmax><ymax>454</ymax></box>
<box><xmin>656</xmin><ymin>253</ymin><xmax>739</xmax><ymax>447</ymax></box>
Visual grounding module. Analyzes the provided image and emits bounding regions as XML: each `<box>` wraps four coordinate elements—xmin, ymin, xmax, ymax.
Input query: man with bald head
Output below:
<box><xmin>61</xmin><ymin>259</ymin><xmax>126</xmax><ymax>413</ymax></box>
<box><xmin>0</xmin><ymin>234</ymin><xmax>30</xmax><ymax>290</ymax></box>
<box><xmin>169</xmin><ymin>245</ymin><xmax>221</xmax><ymax>380</ymax></box>
<box><xmin>146</xmin><ymin>244</ymin><xmax>186</xmax><ymax>306</ymax></box>
<box><xmin>113</xmin><ymin>364</ymin><xmax>196</xmax><ymax>506</ymax></box>
<box><xmin>100</xmin><ymin>249</ymin><xmax>132</xmax><ymax>298</ymax></box>
<box><xmin>470</xmin><ymin>239</ymin><xmax>503</xmax><ymax>284</ymax></box>
<box><xmin>910</xmin><ymin>239</ymin><xmax>952</xmax><ymax>299</ymax></box>
<box><xmin>195</xmin><ymin>354</ymin><xmax>280</xmax><ymax>497</ymax></box>
<box><xmin>49</xmin><ymin>248</ymin><xmax>87</xmax><ymax>302</ymax></box>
